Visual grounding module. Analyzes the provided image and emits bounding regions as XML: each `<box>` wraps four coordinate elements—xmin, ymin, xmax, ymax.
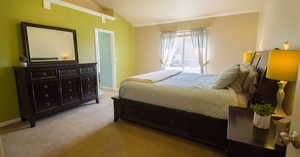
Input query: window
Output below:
<box><xmin>161</xmin><ymin>29</ymin><xmax>208</xmax><ymax>73</ymax></box>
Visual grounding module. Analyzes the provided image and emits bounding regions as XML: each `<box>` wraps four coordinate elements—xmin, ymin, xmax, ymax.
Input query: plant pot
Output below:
<box><xmin>253</xmin><ymin>112</ymin><xmax>271</xmax><ymax>129</ymax></box>
<box><xmin>20</xmin><ymin>62</ymin><xmax>27</xmax><ymax>67</ymax></box>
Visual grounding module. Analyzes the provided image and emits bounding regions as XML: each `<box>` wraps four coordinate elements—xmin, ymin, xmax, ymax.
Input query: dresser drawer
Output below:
<box><xmin>62</xmin><ymin>79</ymin><xmax>80</xmax><ymax>95</ymax></box>
<box><xmin>31</xmin><ymin>70</ymin><xmax>57</xmax><ymax>80</ymax></box>
<box><xmin>61</xmin><ymin>78</ymin><xmax>81</xmax><ymax>104</ymax></box>
<box><xmin>33</xmin><ymin>80</ymin><xmax>59</xmax><ymax>113</ymax></box>
<box><xmin>81</xmin><ymin>75</ymin><xmax>97</xmax><ymax>97</ymax></box>
<box><xmin>62</xmin><ymin>92</ymin><xmax>80</xmax><ymax>104</ymax></box>
<box><xmin>34</xmin><ymin>82</ymin><xmax>54</xmax><ymax>92</ymax></box>
<box><xmin>35</xmin><ymin>96</ymin><xmax>59</xmax><ymax>112</ymax></box>
<box><xmin>59</xmin><ymin>68</ymin><xmax>79</xmax><ymax>77</ymax></box>
<box><xmin>33</xmin><ymin>80</ymin><xmax>59</xmax><ymax>94</ymax></box>
<box><xmin>80</xmin><ymin>66</ymin><xmax>96</xmax><ymax>74</ymax></box>
<box><xmin>62</xmin><ymin>78</ymin><xmax>80</xmax><ymax>88</ymax></box>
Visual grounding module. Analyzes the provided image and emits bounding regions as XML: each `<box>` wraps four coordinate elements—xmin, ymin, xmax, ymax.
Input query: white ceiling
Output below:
<box><xmin>96</xmin><ymin>0</ymin><xmax>264</xmax><ymax>27</ymax></box>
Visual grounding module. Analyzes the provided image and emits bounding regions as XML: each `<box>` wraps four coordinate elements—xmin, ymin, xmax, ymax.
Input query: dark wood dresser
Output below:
<box><xmin>14</xmin><ymin>63</ymin><xmax>99</xmax><ymax>127</ymax></box>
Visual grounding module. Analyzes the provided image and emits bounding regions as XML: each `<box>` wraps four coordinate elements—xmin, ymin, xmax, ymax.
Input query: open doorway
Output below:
<box><xmin>95</xmin><ymin>28</ymin><xmax>117</xmax><ymax>93</ymax></box>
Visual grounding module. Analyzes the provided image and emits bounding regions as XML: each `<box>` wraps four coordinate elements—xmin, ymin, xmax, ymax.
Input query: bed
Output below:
<box><xmin>119</xmin><ymin>72</ymin><xmax>241</xmax><ymax>120</ymax></box>
<box><xmin>112</xmin><ymin>51</ymin><xmax>277</xmax><ymax>149</ymax></box>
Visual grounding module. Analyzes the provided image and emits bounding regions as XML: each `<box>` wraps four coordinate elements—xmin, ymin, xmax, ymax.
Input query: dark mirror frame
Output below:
<box><xmin>21</xmin><ymin>22</ymin><xmax>79</xmax><ymax>66</ymax></box>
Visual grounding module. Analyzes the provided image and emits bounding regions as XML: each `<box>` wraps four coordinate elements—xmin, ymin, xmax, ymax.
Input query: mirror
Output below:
<box><xmin>21</xmin><ymin>22</ymin><xmax>79</xmax><ymax>65</ymax></box>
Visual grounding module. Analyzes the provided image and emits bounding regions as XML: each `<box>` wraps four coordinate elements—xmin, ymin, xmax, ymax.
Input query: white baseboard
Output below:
<box><xmin>0</xmin><ymin>118</ymin><xmax>21</xmax><ymax>128</ymax></box>
<box><xmin>0</xmin><ymin>136</ymin><xmax>4</xmax><ymax>157</ymax></box>
<box><xmin>100</xmin><ymin>86</ymin><xmax>118</xmax><ymax>92</ymax></box>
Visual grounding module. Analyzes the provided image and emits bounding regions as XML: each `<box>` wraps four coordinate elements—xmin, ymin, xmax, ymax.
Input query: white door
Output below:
<box><xmin>95</xmin><ymin>28</ymin><xmax>117</xmax><ymax>91</ymax></box>
<box><xmin>98</xmin><ymin>31</ymin><xmax>113</xmax><ymax>88</ymax></box>
<box><xmin>286</xmin><ymin>67</ymin><xmax>300</xmax><ymax>157</ymax></box>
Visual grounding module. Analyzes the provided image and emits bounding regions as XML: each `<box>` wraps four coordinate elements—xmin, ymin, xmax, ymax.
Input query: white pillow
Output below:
<box><xmin>213</xmin><ymin>64</ymin><xmax>240</xmax><ymax>89</ymax></box>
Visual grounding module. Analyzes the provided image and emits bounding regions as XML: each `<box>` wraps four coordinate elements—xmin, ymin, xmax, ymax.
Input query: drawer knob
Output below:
<box><xmin>69</xmin><ymin>89</ymin><xmax>73</xmax><ymax>92</ymax></box>
<box><xmin>42</xmin><ymin>72</ymin><xmax>47</xmax><ymax>76</ymax></box>
<box><xmin>44</xmin><ymin>94</ymin><xmax>49</xmax><ymax>98</ymax></box>
<box><xmin>44</xmin><ymin>85</ymin><xmax>48</xmax><ymax>89</ymax></box>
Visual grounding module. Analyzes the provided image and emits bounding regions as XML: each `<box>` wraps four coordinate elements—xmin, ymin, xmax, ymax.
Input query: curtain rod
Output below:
<box><xmin>161</xmin><ymin>27</ymin><xmax>212</xmax><ymax>33</ymax></box>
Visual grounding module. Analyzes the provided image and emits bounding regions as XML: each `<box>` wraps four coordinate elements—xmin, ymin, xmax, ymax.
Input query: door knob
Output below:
<box><xmin>280</xmin><ymin>130</ymin><xmax>300</xmax><ymax>149</ymax></box>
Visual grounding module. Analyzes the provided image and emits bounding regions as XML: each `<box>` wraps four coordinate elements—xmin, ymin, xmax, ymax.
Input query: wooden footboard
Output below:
<box><xmin>112</xmin><ymin>96</ymin><xmax>228</xmax><ymax>149</ymax></box>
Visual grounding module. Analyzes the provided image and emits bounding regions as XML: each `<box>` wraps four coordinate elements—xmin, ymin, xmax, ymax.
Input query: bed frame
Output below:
<box><xmin>112</xmin><ymin>51</ymin><xmax>277</xmax><ymax>150</ymax></box>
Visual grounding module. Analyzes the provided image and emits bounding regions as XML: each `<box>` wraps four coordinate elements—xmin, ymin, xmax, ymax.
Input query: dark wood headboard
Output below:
<box><xmin>251</xmin><ymin>51</ymin><xmax>278</xmax><ymax>105</ymax></box>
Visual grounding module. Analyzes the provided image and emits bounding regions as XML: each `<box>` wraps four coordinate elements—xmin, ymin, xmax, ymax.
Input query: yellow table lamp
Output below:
<box><xmin>266</xmin><ymin>50</ymin><xmax>300</xmax><ymax>117</ymax></box>
<box><xmin>243</xmin><ymin>51</ymin><xmax>254</xmax><ymax>64</ymax></box>
<box><xmin>243</xmin><ymin>50</ymin><xmax>262</xmax><ymax>64</ymax></box>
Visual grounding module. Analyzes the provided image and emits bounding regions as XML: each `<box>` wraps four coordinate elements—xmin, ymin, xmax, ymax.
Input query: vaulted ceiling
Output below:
<box><xmin>96</xmin><ymin>0</ymin><xmax>264</xmax><ymax>27</ymax></box>
<box><xmin>63</xmin><ymin>0</ymin><xmax>113</xmax><ymax>16</ymax></box>
<box><xmin>68</xmin><ymin>0</ymin><xmax>265</xmax><ymax>27</ymax></box>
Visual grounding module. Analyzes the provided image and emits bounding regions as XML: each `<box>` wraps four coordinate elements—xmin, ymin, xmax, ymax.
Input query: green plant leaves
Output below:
<box><xmin>252</xmin><ymin>104</ymin><xmax>275</xmax><ymax>116</ymax></box>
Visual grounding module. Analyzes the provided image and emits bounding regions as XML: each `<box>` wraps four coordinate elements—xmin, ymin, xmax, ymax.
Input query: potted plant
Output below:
<box><xmin>252</xmin><ymin>104</ymin><xmax>275</xmax><ymax>129</ymax></box>
<box><xmin>19</xmin><ymin>56</ymin><xmax>28</xmax><ymax>67</ymax></box>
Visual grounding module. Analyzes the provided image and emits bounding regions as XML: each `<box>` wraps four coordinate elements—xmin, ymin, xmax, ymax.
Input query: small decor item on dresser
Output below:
<box><xmin>274</xmin><ymin>118</ymin><xmax>291</xmax><ymax>146</ymax></box>
<box><xmin>19</xmin><ymin>56</ymin><xmax>28</xmax><ymax>67</ymax></box>
<box><xmin>253</xmin><ymin>104</ymin><xmax>275</xmax><ymax>129</ymax></box>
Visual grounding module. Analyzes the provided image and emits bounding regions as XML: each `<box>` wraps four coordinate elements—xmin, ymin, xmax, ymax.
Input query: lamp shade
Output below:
<box><xmin>243</xmin><ymin>51</ymin><xmax>253</xmax><ymax>64</ymax></box>
<box><xmin>266</xmin><ymin>50</ymin><xmax>300</xmax><ymax>81</ymax></box>
<box><xmin>243</xmin><ymin>51</ymin><xmax>262</xmax><ymax>64</ymax></box>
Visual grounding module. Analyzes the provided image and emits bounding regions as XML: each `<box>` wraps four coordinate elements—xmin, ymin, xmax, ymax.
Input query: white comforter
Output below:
<box><xmin>121</xmin><ymin>70</ymin><xmax>182</xmax><ymax>85</ymax></box>
<box><xmin>120</xmin><ymin>72</ymin><xmax>241</xmax><ymax>119</ymax></box>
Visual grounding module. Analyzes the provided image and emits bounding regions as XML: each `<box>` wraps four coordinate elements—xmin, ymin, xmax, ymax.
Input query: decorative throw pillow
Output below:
<box><xmin>229</xmin><ymin>64</ymin><xmax>251</xmax><ymax>93</ymax></box>
<box><xmin>212</xmin><ymin>64</ymin><xmax>240</xmax><ymax>89</ymax></box>
<box><xmin>243</xmin><ymin>66</ymin><xmax>258</xmax><ymax>94</ymax></box>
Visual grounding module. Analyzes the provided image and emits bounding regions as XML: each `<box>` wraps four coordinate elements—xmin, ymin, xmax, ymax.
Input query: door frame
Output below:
<box><xmin>94</xmin><ymin>28</ymin><xmax>117</xmax><ymax>91</ymax></box>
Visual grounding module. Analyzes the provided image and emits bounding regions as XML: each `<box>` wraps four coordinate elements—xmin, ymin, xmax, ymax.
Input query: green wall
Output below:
<box><xmin>0</xmin><ymin>0</ymin><xmax>136</xmax><ymax>123</ymax></box>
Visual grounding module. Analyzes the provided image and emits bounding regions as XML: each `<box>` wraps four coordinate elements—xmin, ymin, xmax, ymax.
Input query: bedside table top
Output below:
<box><xmin>227</xmin><ymin>106</ymin><xmax>277</xmax><ymax>150</ymax></box>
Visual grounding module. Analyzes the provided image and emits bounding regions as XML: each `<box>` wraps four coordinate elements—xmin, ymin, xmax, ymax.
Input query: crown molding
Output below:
<box><xmin>43</xmin><ymin>0</ymin><xmax>115</xmax><ymax>23</ymax></box>
<box><xmin>134</xmin><ymin>10</ymin><xmax>260</xmax><ymax>27</ymax></box>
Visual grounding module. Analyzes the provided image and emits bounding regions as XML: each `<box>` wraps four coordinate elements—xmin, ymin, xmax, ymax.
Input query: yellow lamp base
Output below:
<box><xmin>273</xmin><ymin>80</ymin><xmax>288</xmax><ymax>118</ymax></box>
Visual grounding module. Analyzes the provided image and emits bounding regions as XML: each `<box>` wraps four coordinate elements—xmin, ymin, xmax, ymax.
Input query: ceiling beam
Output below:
<box><xmin>43</xmin><ymin>0</ymin><xmax>115</xmax><ymax>23</ymax></box>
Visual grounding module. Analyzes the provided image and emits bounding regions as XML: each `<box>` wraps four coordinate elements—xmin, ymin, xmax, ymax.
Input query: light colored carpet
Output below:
<box><xmin>0</xmin><ymin>91</ymin><xmax>224</xmax><ymax>157</ymax></box>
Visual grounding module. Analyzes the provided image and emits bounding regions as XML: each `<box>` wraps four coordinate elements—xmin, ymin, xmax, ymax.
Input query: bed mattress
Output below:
<box><xmin>119</xmin><ymin>72</ymin><xmax>240</xmax><ymax>119</ymax></box>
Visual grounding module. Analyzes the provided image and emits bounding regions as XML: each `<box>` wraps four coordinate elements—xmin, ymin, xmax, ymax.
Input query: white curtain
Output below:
<box><xmin>160</xmin><ymin>31</ymin><xmax>177</xmax><ymax>69</ymax></box>
<box><xmin>191</xmin><ymin>28</ymin><xmax>208</xmax><ymax>74</ymax></box>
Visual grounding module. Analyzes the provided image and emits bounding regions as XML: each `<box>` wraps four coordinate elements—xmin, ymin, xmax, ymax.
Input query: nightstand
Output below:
<box><xmin>227</xmin><ymin>106</ymin><xmax>286</xmax><ymax>157</ymax></box>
